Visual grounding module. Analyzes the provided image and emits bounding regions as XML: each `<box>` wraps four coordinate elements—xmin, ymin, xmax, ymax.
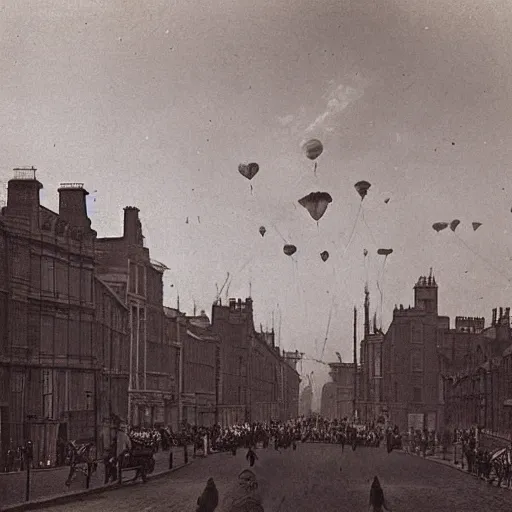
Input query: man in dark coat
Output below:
<box><xmin>197</xmin><ymin>477</ymin><xmax>219</xmax><ymax>512</ymax></box>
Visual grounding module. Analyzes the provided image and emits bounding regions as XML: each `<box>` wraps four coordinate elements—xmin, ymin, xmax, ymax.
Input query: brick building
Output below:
<box><xmin>210</xmin><ymin>297</ymin><xmax>301</xmax><ymax>425</ymax></box>
<box><xmin>443</xmin><ymin>307</ymin><xmax>512</xmax><ymax>436</ymax></box>
<box><xmin>95</xmin><ymin>207</ymin><xmax>177</xmax><ymax>427</ymax></box>
<box><xmin>0</xmin><ymin>169</ymin><xmax>129</xmax><ymax>468</ymax></box>
<box><xmin>167</xmin><ymin>309</ymin><xmax>220</xmax><ymax>428</ymax></box>
<box><xmin>381</xmin><ymin>272</ymin><xmax>450</xmax><ymax>431</ymax></box>
<box><xmin>281</xmin><ymin>350</ymin><xmax>302</xmax><ymax>420</ymax></box>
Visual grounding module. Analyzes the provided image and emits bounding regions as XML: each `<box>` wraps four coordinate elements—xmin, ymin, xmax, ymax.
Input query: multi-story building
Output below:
<box><xmin>320</xmin><ymin>362</ymin><xmax>356</xmax><ymax>420</ymax></box>
<box><xmin>210</xmin><ymin>297</ymin><xmax>301</xmax><ymax>425</ymax></box>
<box><xmin>95</xmin><ymin>206</ymin><xmax>177</xmax><ymax>427</ymax></box>
<box><xmin>443</xmin><ymin>307</ymin><xmax>512</xmax><ymax>436</ymax></box>
<box><xmin>359</xmin><ymin>286</ymin><xmax>386</xmax><ymax>424</ymax></box>
<box><xmin>180</xmin><ymin>310</ymin><xmax>220</xmax><ymax>427</ymax></box>
<box><xmin>0</xmin><ymin>169</ymin><xmax>129</xmax><ymax>468</ymax></box>
<box><xmin>382</xmin><ymin>271</ymin><xmax>450</xmax><ymax>431</ymax></box>
<box><xmin>281</xmin><ymin>350</ymin><xmax>302</xmax><ymax>420</ymax></box>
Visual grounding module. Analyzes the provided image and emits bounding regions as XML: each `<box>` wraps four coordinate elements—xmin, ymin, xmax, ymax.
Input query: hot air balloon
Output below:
<box><xmin>450</xmin><ymin>219</ymin><xmax>461</xmax><ymax>232</ymax></box>
<box><xmin>259</xmin><ymin>226</ymin><xmax>266</xmax><ymax>237</ymax></box>
<box><xmin>432</xmin><ymin>222</ymin><xmax>449</xmax><ymax>232</ymax></box>
<box><xmin>320</xmin><ymin>251</ymin><xmax>329</xmax><ymax>262</ymax></box>
<box><xmin>355</xmin><ymin>181</ymin><xmax>371</xmax><ymax>200</ymax></box>
<box><xmin>303</xmin><ymin>139</ymin><xmax>323</xmax><ymax>160</ymax></box>
<box><xmin>363</xmin><ymin>249</ymin><xmax>368</xmax><ymax>257</ymax></box>
<box><xmin>384</xmin><ymin>198</ymin><xmax>390</xmax><ymax>204</ymax></box>
<box><xmin>238</xmin><ymin>162</ymin><xmax>259</xmax><ymax>181</ymax></box>
<box><xmin>472</xmin><ymin>222</ymin><xmax>482</xmax><ymax>231</ymax></box>
<box><xmin>377</xmin><ymin>248</ymin><xmax>393</xmax><ymax>256</ymax></box>
<box><xmin>298</xmin><ymin>192</ymin><xmax>333</xmax><ymax>221</ymax></box>
<box><xmin>283</xmin><ymin>244</ymin><xmax>297</xmax><ymax>256</ymax></box>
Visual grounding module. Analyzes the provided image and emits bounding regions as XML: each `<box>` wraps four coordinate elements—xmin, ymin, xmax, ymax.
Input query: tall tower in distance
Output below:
<box><xmin>414</xmin><ymin>268</ymin><xmax>438</xmax><ymax>314</ymax></box>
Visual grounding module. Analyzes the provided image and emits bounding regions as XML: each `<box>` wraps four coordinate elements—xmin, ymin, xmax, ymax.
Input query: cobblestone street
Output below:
<box><xmin>0</xmin><ymin>446</ymin><xmax>192</xmax><ymax>509</ymax></box>
<box><xmin>38</xmin><ymin>443</ymin><xmax>511</xmax><ymax>512</ymax></box>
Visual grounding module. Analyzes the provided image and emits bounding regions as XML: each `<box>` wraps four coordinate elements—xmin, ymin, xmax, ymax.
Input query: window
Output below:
<box><xmin>81</xmin><ymin>270</ymin><xmax>92</xmax><ymax>303</ymax></box>
<box><xmin>69</xmin><ymin>266</ymin><xmax>80</xmax><ymax>299</ymax></box>
<box><xmin>411</xmin><ymin>351</ymin><xmax>423</xmax><ymax>372</ymax></box>
<box><xmin>374</xmin><ymin>347</ymin><xmax>382</xmax><ymax>377</ymax></box>
<box><xmin>129</xmin><ymin>261</ymin><xmax>137</xmax><ymax>293</ymax></box>
<box><xmin>137</xmin><ymin>265</ymin><xmax>145</xmax><ymax>296</ymax></box>
<box><xmin>55</xmin><ymin>260</ymin><xmax>68</xmax><ymax>297</ymax></box>
<box><xmin>411</xmin><ymin>322</ymin><xmax>423</xmax><ymax>344</ymax></box>
<box><xmin>413</xmin><ymin>387</ymin><xmax>422</xmax><ymax>403</ymax></box>
<box><xmin>41</xmin><ymin>257</ymin><xmax>55</xmax><ymax>293</ymax></box>
<box><xmin>41</xmin><ymin>315</ymin><xmax>54</xmax><ymax>354</ymax></box>
<box><xmin>42</xmin><ymin>369</ymin><xmax>54</xmax><ymax>418</ymax></box>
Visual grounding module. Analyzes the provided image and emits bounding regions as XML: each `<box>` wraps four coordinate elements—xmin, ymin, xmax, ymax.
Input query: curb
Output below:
<box><xmin>0</xmin><ymin>461</ymin><xmax>195</xmax><ymax>512</ymax></box>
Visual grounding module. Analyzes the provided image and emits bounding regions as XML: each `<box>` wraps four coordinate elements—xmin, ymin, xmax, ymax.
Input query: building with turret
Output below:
<box><xmin>382</xmin><ymin>270</ymin><xmax>450</xmax><ymax>431</ymax></box>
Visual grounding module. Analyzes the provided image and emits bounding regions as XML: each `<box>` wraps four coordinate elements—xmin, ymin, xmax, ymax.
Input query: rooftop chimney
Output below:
<box><xmin>499</xmin><ymin>307</ymin><xmax>504</xmax><ymax>322</ymax></box>
<box><xmin>492</xmin><ymin>308</ymin><xmax>497</xmax><ymax>326</ymax></box>
<box><xmin>123</xmin><ymin>207</ymin><xmax>144</xmax><ymax>245</ymax></box>
<box><xmin>5</xmin><ymin>167</ymin><xmax>42</xmax><ymax>226</ymax></box>
<box><xmin>57</xmin><ymin>183</ymin><xmax>91</xmax><ymax>228</ymax></box>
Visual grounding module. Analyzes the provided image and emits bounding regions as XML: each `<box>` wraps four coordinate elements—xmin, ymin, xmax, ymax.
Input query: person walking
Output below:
<box><xmin>197</xmin><ymin>477</ymin><xmax>219</xmax><ymax>512</ymax></box>
<box><xmin>369</xmin><ymin>476</ymin><xmax>391</xmax><ymax>512</ymax></box>
<box><xmin>246</xmin><ymin>447</ymin><xmax>258</xmax><ymax>467</ymax></box>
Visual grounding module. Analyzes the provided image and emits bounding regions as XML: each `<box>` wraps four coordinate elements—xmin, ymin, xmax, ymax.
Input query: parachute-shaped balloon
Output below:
<box><xmin>355</xmin><ymin>181</ymin><xmax>371</xmax><ymax>200</ymax></box>
<box><xmin>450</xmin><ymin>219</ymin><xmax>460</xmax><ymax>232</ymax></box>
<box><xmin>238</xmin><ymin>162</ymin><xmax>259</xmax><ymax>181</ymax></box>
<box><xmin>377</xmin><ymin>248</ymin><xmax>393</xmax><ymax>256</ymax></box>
<box><xmin>259</xmin><ymin>226</ymin><xmax>266</xmax><ymax>237</ymax></box>
<box><xmin>472</xmin><ymin>222</ymin><xmax>482</xmax><ymax>231</ymax></box>
<box><xmin>298</xmin><ymin>192</ymin><xmax>333</xmax><ymax>221</ymax></box>
<box><xmin>363</xmin><ymin>248</ymin><xmax>368</xmax><ymax>257</ymax></box>
<box><xmin>432</xmin><ymin>222</ymin><xmax>449</xmax><ymax>232</ymax></box>
<box><xmin>283</xmin><ymin>244</ymin><xmax>297</xmax><ymax>256</ymax></box>
<box><xmin>320</xmin><ymin>251</ymin><xmax>329</xmax><ymax>262</ymax></box>
<box><xmin>303</xmin><ymin>139</ymin><xmax>323</xmax><ymax>160</ymax></box>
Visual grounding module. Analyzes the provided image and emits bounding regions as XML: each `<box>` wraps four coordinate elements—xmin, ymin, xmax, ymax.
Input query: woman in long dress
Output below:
<box><xmin>369</xmin><ymin>476</ymin><xmax>391</xmax><ymax>512</ymax></box>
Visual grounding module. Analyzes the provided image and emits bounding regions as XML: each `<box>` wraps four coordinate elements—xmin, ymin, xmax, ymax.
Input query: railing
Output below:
<box><xmin>59</xmin><ymin>182</ymin><xmax>84</xmax><ymax>189</ymax></box>
<box><xmin>13</xmin><ymin>168</ymin><xmax>37</xmax><ymax>180</ymax></box>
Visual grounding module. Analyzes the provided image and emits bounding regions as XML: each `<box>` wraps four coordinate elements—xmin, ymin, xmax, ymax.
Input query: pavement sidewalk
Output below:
<box><xmin>397</xmin><ymin>447</ymin><xmax>512</xmax><ymax>490</ymax></box>
<box><xmin>0</xmin><ymin>445</ymin><xmax>200</xmax><ymax>512</ymax></box>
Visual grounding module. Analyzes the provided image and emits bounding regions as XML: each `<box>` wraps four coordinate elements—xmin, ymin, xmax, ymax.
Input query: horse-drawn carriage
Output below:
<box><xmin>117</xmin><ymin>440</ymin><xmax>156</xmax><ymax>483</ymax></box>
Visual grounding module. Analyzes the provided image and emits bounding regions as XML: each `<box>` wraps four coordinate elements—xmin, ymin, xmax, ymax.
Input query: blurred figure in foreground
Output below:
<box><xmin>369</xmin><ymin>476</ymin><xmax>391</xmax><ymax>512</ymax></box>
<box><xmin>197</xmin><ymin>477</ymin><xmax>219</xmax><ymax>512</ymax></box>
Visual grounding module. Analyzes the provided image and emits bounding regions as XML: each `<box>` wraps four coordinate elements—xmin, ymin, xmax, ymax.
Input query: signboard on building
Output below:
<box><xmin>408</xmin><ymin>413</ymin><xmax>424</xmax><ymax>431</ymax></box>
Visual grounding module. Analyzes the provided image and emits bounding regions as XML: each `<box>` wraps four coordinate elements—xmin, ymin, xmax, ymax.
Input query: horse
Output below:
<box><xmin>64</xmin><ymin>440</ymin><xmax>98</xmax><ymax>487</ymax></box>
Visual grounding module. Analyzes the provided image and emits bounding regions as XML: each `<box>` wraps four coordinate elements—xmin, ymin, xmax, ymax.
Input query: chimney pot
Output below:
<box><xmin>123</xmin><ymin>206</ymin><xmax>144</xmax><ymax>245</ymax></box>
<box><xmin>5</xmin><ymin>168</ymin><xmax>42</xmax><ymax>225</ymax></box>
<box><xmin>57</xmin><ymin>183</ymin><xmax>90</xmax><ymax>228</ymax></box>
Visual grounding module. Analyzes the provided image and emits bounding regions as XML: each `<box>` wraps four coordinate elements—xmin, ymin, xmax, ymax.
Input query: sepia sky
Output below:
<box><xmin>2</xmin><ymin>0</ymin><xmax>512</xmax><ymax>400</ymax></box>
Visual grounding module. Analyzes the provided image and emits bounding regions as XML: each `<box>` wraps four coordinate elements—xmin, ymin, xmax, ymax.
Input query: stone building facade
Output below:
<box><xmin>381</xmin><ymin>272</ymin><xmax>450</xmax><ymax>431</ymax></box>
<box><xmin>95</xmin><ymin>207</ymin><xmax>177</xmax><ymax>427</ymax></box>
<box><xmin>443</xmin><ymin>307</ymin><xmax>512</xmax><ymax>437</ymax></box>
<box><xmin>211</xmin><ymin>297</ymin><xmax>301</xmax><ymax>426</ymax></box>
<box><xmin>0</xmin><ymin>169</ymin><xmax>129</xmax><ymax>468</ymax></box>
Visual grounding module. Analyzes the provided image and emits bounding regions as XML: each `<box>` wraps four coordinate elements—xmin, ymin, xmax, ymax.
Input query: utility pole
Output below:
<box><xmin>353</xmin><ymin>306</ymin><xmax>358</xmax><ymax>422</ymax></box>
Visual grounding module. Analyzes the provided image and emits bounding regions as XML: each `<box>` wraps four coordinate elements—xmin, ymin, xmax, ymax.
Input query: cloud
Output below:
<box><xmin>304</xmin><ymin>82</ymin><xmax>367</xmax><ymax>134</ymax></box>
